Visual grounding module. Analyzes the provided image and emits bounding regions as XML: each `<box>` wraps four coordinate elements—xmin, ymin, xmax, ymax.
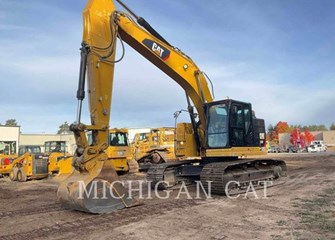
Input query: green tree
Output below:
<box><xmin>57</xmin><ymin>121</ymin><xmax>71</xmax><ymax>134</ymax></box>
<box><xmin>4</xmin><ymin>119</ymin><xmax>18</xmax><ymax>126</ymax></box>
<box><xmin>330</xmin><ymin>123</ymin><xmax>335</xmax><ymax>131</ymax></box>
<box><xmin>290</xmin><ymin>124</ymin><xmax>303</xmax><ymax>131</ymax></box>
<box><xmin>305</xmin><ymin>124</ymin><xmax>328</xmax><ymax>131</ymax></box>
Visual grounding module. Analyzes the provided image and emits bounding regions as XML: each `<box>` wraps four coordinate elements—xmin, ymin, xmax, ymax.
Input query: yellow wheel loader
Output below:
<box><xmin>9</xmin><ymin>146</ymin><xmax>49</xmax><ymax>182</ymax></box>
<box><xmin>57</xmin><ymin>0</ymin><xmax>286</xmax><ymax>214</ymax></box>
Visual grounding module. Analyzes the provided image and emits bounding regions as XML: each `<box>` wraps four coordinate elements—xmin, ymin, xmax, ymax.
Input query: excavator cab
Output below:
<box><xmin>205</xmin><ymin>99</ymin><xmax>266</xmax><ymax>150</ymax></box>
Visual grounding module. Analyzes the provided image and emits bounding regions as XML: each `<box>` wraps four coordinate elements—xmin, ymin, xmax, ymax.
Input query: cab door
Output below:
<box><xmin>229</xmin><ymin>102</ymin><xmax>253</xmax><ymax>147</ymax></box>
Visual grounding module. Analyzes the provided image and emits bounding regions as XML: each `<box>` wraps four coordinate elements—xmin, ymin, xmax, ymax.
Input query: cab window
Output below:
<box><xmin>109</xmin><ymin>132</ymin><xmax>128</xmax><ymax>146</ymax></box>
<box><xmin>230</xmin><ymin>104</ymin><xmax>253</xmax><ymax>146</ymax></box>
<box><xmin>207</xmin><ymin>104</ymin><xmax>228</xmax><ymax>148</ymax></box>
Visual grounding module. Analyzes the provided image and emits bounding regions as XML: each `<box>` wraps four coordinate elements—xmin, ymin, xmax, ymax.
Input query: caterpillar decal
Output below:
<box><xmin>142</xmin><ymin>39</ymin><xmax>170</xmax><ymax>61</ymax></box>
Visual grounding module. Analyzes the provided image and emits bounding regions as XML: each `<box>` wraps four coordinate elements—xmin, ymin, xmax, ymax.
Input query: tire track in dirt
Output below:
<box><xmin>0</xmin><ymin>203</ymin><xmax>62</xmax><ymax>218</ymax></box>
<box><xmin>0</xmin><ymin>199</ymin><xmax>200</xmax><ymax>240</ymax></box>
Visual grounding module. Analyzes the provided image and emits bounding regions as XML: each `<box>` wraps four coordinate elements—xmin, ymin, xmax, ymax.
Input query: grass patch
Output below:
<box><xmin>276</xmin><ymin>220</ymin><xmax>287</xmax><ymax>226</ymax></box>
<box><xmin>293</xmin><ymin>187</ymin><xmax>335</xmax><ymax>237</ymax></box>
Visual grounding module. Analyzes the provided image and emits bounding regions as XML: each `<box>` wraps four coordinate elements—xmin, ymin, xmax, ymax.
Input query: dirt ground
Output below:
<box><xmin>0</xmin><ymin>152</ymin><xmax>334</xmax><ymax>240</ymax></box>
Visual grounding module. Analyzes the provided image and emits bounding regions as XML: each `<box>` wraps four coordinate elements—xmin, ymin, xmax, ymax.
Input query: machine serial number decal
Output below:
<box><xmin>142</xmin><ymin>39</ymin><xmax>170</xmax><ymax>60</ymax></box>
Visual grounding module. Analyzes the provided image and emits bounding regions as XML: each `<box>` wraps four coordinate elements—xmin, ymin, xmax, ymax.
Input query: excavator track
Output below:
<box><xmin>200</xmin><ymin>159</ymin><xmax>287</xmax><ymax>195</ymax></box>
<box><xmin>127</xmin><ymin>159</ymin><xmax>140</xmax><ymax>173</ymax></box>
<box><xmin>147</xmin><ymin>159</ymin><xmax>287</xmax><ymax>194</ymax></box>
<box><xmin>147</xmin><ymin>160</ymin><xmax>196</xmax><ymax>189</ymax></box>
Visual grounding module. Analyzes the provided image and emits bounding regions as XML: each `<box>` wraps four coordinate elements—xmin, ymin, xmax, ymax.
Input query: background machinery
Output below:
<box><xmin>45</xmin><ymin>141</ymin><xmax>72</xmax><ymax>174</ymax></box>
<box><xmin>132</xmin><ymin>127</ymin><xmax>175</xmax><ymax>170</ymax></box>
<box><xmin>0</xmin><ymin>142</ymin><xmax>18</xmax><ymax>177</ymax></box>
<box><xmin>56</xmin><ymin>156</ymin><xmax>74</xmax><ymax>176</ymax></box>
<box><xmin>107</xmin><ymin>128</ymin><xmax>131</xmax><ymax>173</ymax></box>
<box><xmin>107</xmin><ymin>128</ymin><xmax>139</xmax><ymax>173</ymax></box>
<box><xmin>6</xmin><ymin>141</ymin><xmax>73</xmax><ymax>181</ymax></box>
<box><xmin>87</xmin><ymin>128</ymin><xmax>139</xmax><ymax>174</ymax></box>
<box><xmin>9</xmin><ymin>145</ymin><xmax>49</xmax><ymax>182</ymax></box>
<box><xmin>58</xmin><ymin>0</ymin><xmax>286</xmax><ymax>213</ymax></box>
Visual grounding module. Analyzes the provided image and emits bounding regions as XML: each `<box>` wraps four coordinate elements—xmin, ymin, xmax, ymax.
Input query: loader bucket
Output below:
<box><xmin>57</xmin><ymin>161</ymin><xmax>137</xmax><ymax>214</ymax></box>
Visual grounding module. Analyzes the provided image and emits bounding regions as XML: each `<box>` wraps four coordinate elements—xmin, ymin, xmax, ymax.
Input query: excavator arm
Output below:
<box><xmin>57</xmin><ymin>0</ymin><xmax>137</xmax><ymax>214</ymax></box>
<box><xmin>71</xmin><ymin>0</ymin><xmax>117</xmax><ymax>171</ymax></box>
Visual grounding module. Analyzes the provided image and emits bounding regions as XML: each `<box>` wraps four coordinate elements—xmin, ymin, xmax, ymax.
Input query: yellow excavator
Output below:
<box><xmin>58</xmin><ymin>0</ymin><xmax>286</xmax><ymax>213</ymax></box>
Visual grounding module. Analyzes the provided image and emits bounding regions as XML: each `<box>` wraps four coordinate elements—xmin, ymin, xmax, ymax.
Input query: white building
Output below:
<box><xmin>19</xmin><ymin>133</ymin><xmax>76</xmax><ymax>154</ymax></box>
<box><xmin>0</xmin><ymin>126</ymin><xmax>20</xmax><ymax>155</ymax></box>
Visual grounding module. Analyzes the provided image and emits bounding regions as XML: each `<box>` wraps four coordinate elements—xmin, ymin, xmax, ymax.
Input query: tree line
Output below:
<box><xmin>0</xmin><ymin>119</ymin><xmax>71</xmax><ymax>134</ymax></box>
<box><xmin>267</xmin><ymin>121</ymin><xmax>335</xmax><ymax>145</ymax></box>
<box><xmin>0</xmin><ymin>119</ymin><xmax>18</xmax><ymax>126</ymax></box>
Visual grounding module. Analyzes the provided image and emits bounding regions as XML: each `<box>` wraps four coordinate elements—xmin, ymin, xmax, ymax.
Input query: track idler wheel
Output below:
<box><xmin>57</xmin><ymin>160</ymin><xmax>138</xmax><ymax>214</ymax></box>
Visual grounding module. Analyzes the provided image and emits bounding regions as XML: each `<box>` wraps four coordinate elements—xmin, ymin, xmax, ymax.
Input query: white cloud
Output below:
<box><xmin>1</xmin><ymin>0</ymin><xmax>334</xmax><ymax>133</ymax></box>
<box><xmin>200</xmin><ymin>60</ymin><xmax>335</xmax><ymax>127</ymax></box>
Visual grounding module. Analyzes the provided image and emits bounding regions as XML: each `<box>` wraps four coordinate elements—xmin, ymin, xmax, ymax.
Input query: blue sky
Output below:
<box><xmin>0</xmin><ymin>0</ymin><xmax>334</xmax><ymax>133</ymax></box>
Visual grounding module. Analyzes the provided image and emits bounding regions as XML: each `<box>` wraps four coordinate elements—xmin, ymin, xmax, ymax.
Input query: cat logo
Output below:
<box><xmin>142</xmin><ymin>39</ymin><xmax>170</xmax><ymax>61</ymax></box>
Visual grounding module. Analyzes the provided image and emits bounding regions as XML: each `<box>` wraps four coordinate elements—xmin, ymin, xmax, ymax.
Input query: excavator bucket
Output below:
<box><xmin>57</xmin><ymin>161</ymin><xmax>137</xmax><ymax>214</ymax></box>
